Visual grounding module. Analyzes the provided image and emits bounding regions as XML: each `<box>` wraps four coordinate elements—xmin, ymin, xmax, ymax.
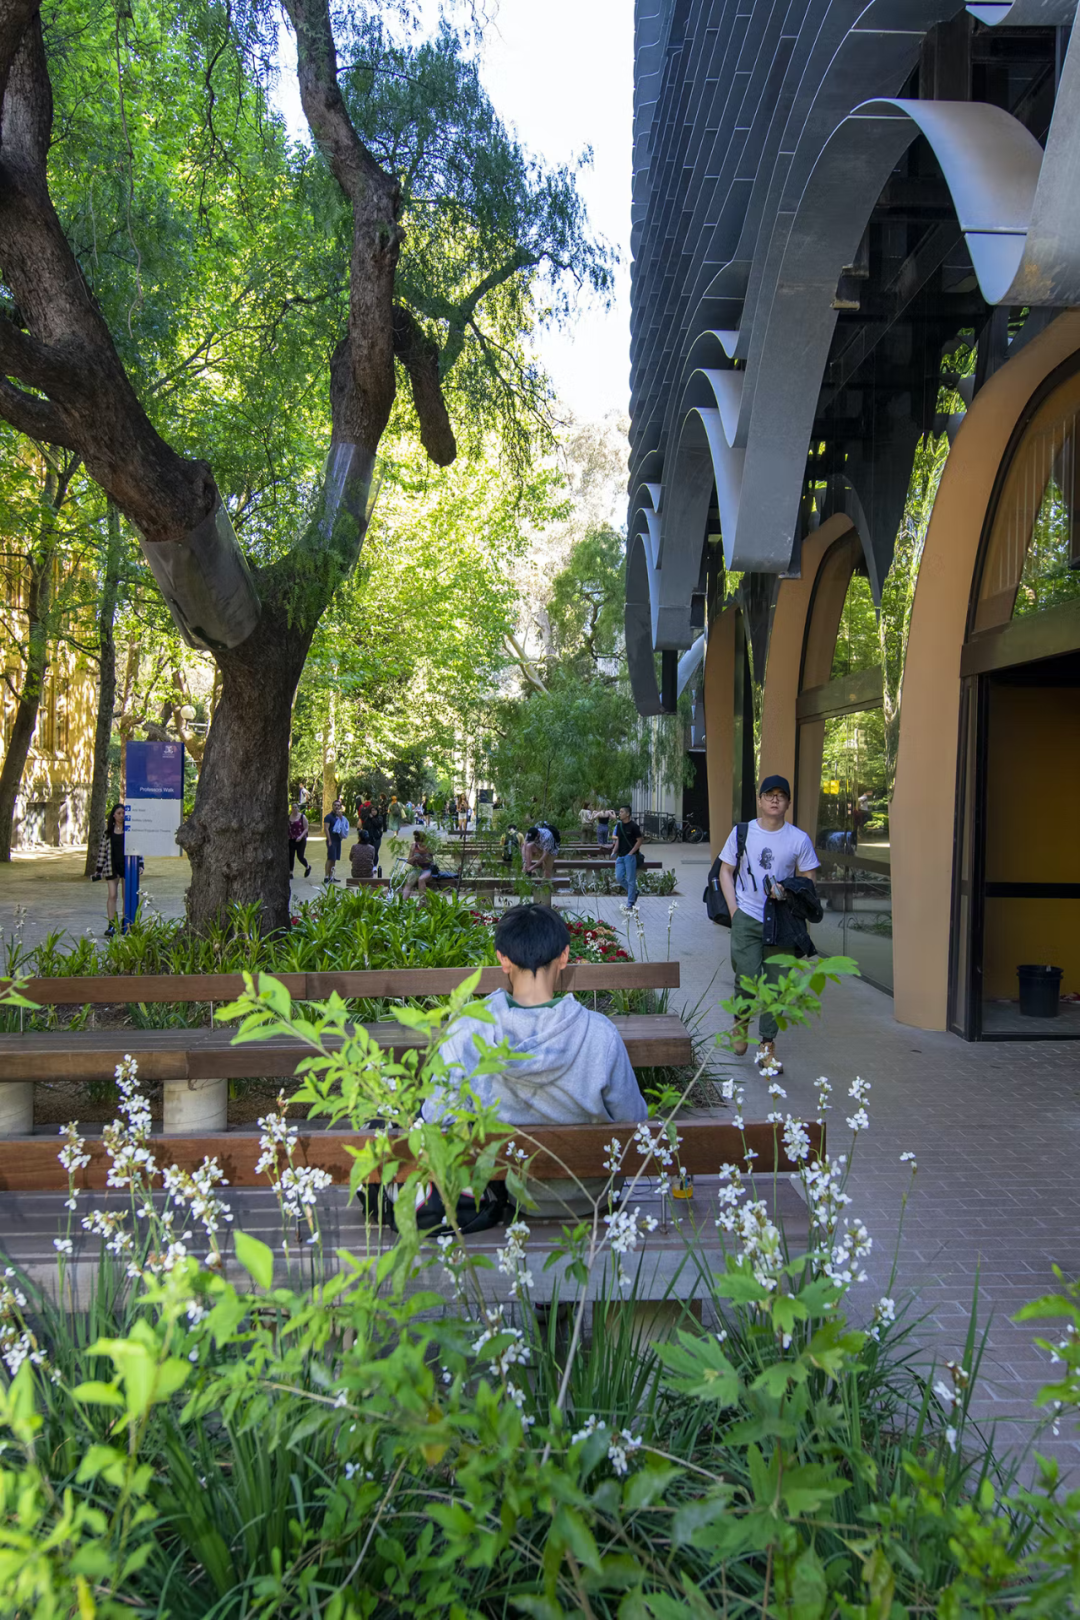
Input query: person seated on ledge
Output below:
<box><xmin>402</xmin><ymin>827</ymin><xmax>437</xmax><ymax>900</ymax></box>
<box><xmin>423</xmin><ymin>904</ymin><xmax>648</xmax><ymax>1216</ymax></box>
<box><xmin>350</xmin><ymin>828</ymin><xmax>377</xmax><ymax>883</ymax></box>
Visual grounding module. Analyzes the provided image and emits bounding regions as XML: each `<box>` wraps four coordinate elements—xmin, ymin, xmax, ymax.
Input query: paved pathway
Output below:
<box><xmin>1</xmin><ymin>836</ymin><xmax>1077</xmax><ymax>1470</ymax></box>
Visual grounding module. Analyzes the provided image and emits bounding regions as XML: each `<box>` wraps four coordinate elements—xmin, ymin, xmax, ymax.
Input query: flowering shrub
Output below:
<box><xmin>0</xmin><ymin>970</ymin><xmax>1077</xmax><ymax>1618</ymax></box>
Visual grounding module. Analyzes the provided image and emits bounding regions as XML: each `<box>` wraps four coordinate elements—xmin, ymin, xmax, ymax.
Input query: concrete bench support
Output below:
<box><xmin>0</xmin><ymin>1081</ymin><xmax>33</xmax><ymax>1136</ymax></box>
<box><xmin>162</xmin><ymin>1076</ymin><xmax>228</xmax><ymax>1135</ymax></box>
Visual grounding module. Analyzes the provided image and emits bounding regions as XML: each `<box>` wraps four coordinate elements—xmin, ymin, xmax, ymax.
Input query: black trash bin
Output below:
<box><xmin>1016</xmin><ymin>964</ymin><xmax>1063</xmax><ymax>1018</ymax></box>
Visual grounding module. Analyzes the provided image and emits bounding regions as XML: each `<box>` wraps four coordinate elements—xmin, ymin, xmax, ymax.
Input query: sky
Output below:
<box><xmin>272</xmin><ymin>0</ymin><xmax>633</xmax><ymax>424</ymax></box>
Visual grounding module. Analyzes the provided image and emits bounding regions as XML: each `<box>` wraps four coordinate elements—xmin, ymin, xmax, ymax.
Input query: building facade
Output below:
<box><xmin>629</xmin><ymin>0</ymin><xmax>1080</xmax><ymax>1036</ymax></box>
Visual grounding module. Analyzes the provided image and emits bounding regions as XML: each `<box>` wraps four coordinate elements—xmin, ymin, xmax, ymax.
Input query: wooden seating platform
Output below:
<box><xmin>0</xmin><ymin>1117</ymin><xmax>825</xmax><ymax>1195</ymax></box>
<box><xmin>0</xmin><ymin>1013</ymin><xmax>690</xmax><ymax>1084</ymax></box>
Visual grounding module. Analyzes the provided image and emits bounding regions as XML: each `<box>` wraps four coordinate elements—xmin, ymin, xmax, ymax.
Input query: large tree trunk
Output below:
<box><xmin>177</xmin><ymin>600</ymin><xmax>311</xmax><ymax>933</ymax></box>
<box><xmin>82</xmin><ymin>500</ymin><xmax>121</xmax><ymax>874</ymax></box>
<box><xmin>0</xmin><ymin>610</ymin><xmax>47</xmax><ymax>859</ymax></box>
<box><xmin>0</xmin><ymin>459</ymin><xmax>67</xmax><ymax>860</ymax></box>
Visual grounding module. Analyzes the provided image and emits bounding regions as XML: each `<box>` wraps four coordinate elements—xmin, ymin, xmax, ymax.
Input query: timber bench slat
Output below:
<box><xmin>554</xmin><ymin>860</ymin><xmax>661</xmax><ymax>871</ymax></box>
<box><xmin>0</xmin><ymin>1013</ymin><xmax>693</xmax><ymax>1082</ymax></box>
<box><xmin>345</xmin><ymin>876</ymin><xmax>572</xmax><ymax>891</ymax></box>
<box><xmin>0</xmin><ymin>1120</ymin><xmax>826</xmax><ymax>1194</ymax></box>
<box><xmin>8</xmin><ymin>961</ymin><xmax>680</xmax><ymax>1006</ymax></box>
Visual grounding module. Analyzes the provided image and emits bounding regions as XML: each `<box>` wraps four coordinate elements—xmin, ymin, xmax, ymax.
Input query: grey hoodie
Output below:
<box><xmin>423</xmin><ymin>989</ymin><xmax>648</xmax><ymax>1215</ymax></box>
<box><xmin>423</xmin><ymin>989</ymin><xmax>648</xmax><ymax>1127</ymax></box>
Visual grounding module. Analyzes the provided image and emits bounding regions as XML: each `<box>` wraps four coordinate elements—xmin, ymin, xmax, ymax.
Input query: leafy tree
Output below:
<box><xmin>545</xmin><ymin>522</ymin><xmax>625</xmax><ymax>676</ymax></box>
<box><xmin>0</xmin><ymin>0</ymin><xmax>609</xmax><ymax>930</ymax></box>
<box><xmin>487</xmin><ymin>667</ymin><xmax>650</xmax><ymax>826</ymax></box>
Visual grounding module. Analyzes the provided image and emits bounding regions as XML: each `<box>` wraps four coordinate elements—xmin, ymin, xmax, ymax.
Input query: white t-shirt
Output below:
<box><xmin>719</xmin><ymin>819</ymin><xmax>819</xmax><ymax>924</ymax></box>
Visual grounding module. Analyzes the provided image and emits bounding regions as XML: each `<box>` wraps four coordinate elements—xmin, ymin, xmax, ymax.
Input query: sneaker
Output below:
<box><xmin>754</xmin><ymin>1041</ymin><xmax>783</xmax><ymax>1075</ymax></box>
<box><xmin>104</xmin><ymin>923</ymin><xmax>116</xmax><ymax>938</ymax></box>
<box><xmin>730</xmin><ymin>1024</ymin><xmax>748</xmax><ymax>1057</ymax></box>
<box><xmin>303</xmin><ymin>863</ymin><xmax>312</xmax><ymax>877</ymax></box>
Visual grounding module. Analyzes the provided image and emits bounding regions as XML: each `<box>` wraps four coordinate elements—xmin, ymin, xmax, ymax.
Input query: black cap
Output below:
<box><xmin>759</xmin><ymin>774</ymin><xmax>791</xmax><ymax>798</ymax></box>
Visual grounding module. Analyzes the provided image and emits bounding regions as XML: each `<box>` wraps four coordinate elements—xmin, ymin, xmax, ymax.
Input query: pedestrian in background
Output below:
<box><xmin>594</xmin><ymin>804</ymin><xmax>612</xmax><ymax>848</ymax></box>
<box><xmin>92</xmin><ymin>803</ymin><xmax>127</xmax><ymax>937</ymax></box>
<box><xmin>718</xmin><ymin>774</ymin><xmax>819</xmax><ymax>1072</ymax></box>
<box><xmin>288</xmin><ymin>802</ymin><xmax>312</xmax><ymax>879</ymax></box>
<box><xmin>323</xmin><ymin>799</ymin><xmax>349</xmax><ymax>885</ymax></box>
<box><xmin>350</xmin><ymin>829</ymin><xmax>377</xmax><ymax>883</ymax></box>
<box><xmin>610</xmin><ymin>805</ymin><xmax>643</xmax><ymax>909</ymax></box>
<box><xmin>403</xmin><ymin>827</ymin><xmax>437</xmax><ymax>900</ymax></box>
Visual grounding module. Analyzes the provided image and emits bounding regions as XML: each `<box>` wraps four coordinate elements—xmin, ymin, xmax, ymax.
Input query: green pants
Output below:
<box><xmin>730</xmin><ymin>909</ymin><xmax>786</xmax><ymax>1041</ymax></box>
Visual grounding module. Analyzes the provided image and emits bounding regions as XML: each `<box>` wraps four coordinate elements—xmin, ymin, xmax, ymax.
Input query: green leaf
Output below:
<box><xmin>780</xmin><ymin>1543</ymin><xmax>829</xmax><ymax>1619</ymax></box>
<box><xmin>656</xmin><ymin>1330</ymin><xmax>740</xmax><ymax>1403</ymax></box>
<box><xmin>75</xmin><ymin>1444</ymin><xmax>127</xmax><ymax>1486</ymax></box>
<box><xmin>72</xmin><ymin>1380</ymin><xmax>124</xmax><ymax>1409</ymax></box>
<box><xmin>552</xmin><ymin>1505</ymin><xmax>602</xmax><ymax>1573</ymax></box>
<box><xmin>234</xmin><ymin>1230</ymin><xmax>274</xmax><ymax>1291</ymax></box>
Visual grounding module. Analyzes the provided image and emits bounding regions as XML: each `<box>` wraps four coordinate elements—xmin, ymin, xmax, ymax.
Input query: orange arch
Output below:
<box><xmin>891</xmin><ymin>310</ymin><xmax>1080</xmax><ymax>1029</ymax></box>
<box><xmin>758</xmin><ymin>513</ymin><xmax>856</xmax><ymax>819</ymax></box>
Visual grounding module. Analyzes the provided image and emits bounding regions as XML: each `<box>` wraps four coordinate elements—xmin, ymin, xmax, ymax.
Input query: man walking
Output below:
<box><xmin>323</xmin><ymin>798</ymin><xmax>350</xmax><ymax>885</ymax></box>
<box><xmin>609</xmin><ymin>804</ymin><xmax>643</xmax><ymax>909</ymax></box>
<box><xmin>718</xmin><ymin>774</ymin><xmax>819</xmax><ymax>1072</ymax></box>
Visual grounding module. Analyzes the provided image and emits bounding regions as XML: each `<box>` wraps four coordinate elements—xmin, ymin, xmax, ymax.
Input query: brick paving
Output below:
<box><xmin>1</xmin><ymin>837</ymin><xmax>1078</xmax><ymax>1471</ymax></box>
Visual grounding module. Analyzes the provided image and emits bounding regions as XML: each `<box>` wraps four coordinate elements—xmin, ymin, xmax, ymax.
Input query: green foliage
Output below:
<box><xmin>546</xmin><ymin>524</ymin><xmax>627</xmax><ymax>677</ymax></box>
<box><xmin>488</xmin><ymin>666</ymin><xmax>651</xmax><ymax>825</ymax></box>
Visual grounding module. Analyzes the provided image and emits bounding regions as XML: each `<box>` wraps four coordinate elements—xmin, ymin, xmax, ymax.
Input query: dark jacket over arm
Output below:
<box><xmin>762</xmin><ymin>875</ymin><xmax>823</xmax><ymax>957</ymax></box>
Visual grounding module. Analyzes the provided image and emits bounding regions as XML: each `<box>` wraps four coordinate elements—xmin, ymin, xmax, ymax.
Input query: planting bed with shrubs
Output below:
<box><xmin>2</xmin><ymin>962</ymin><xmax>1078</xmax><ymax>1617</ymax></box>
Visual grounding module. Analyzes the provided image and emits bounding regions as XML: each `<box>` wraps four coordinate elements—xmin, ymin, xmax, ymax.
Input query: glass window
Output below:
<box><xmin>1013</xmin><ymin>467</ymin><xmax>1080</xmax><ymax>617</ymax></box>
<box><xmin>829</xmin><ymin>571</ymin><xmax>879</xmax><ymax>679</ymax></box>
<box><xmin>809</xmin><ymin>709</ymin><xmax>893</xmax><ymax>993</ymax></box>
<box><xmin>974</xmin><ymin>364</ymin><xmax>1080</xmax><ymax>631</ymax></box>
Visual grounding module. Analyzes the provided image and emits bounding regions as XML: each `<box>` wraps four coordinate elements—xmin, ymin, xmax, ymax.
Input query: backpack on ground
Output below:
<box><xmin>704</xmin><ymin>821</ymin><xmax>748</xmax><ymax>927</ymax></box>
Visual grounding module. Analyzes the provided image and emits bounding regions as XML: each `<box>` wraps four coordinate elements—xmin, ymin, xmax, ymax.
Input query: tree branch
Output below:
<box><xmin>0</xmin><ymin>373</ymin><xmax>77</xmax><ymax>446</ymax></box>
<box><xmin>392</xmin><ymin>304</ymin><xmax>454</xmax><ymax>465</ymax></box>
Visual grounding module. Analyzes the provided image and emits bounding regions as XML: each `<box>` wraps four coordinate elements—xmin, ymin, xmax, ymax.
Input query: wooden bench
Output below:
<box><xmin>345</xmin><ymin>875</ymin><xmax>572</xmax><ymax>894</ymax></box>
<box><xmin>0</xmin><ymin>961</ymin><xmax>690</xmax><ymax>1141</ymax></box>
<box><xmin>554</xmin><ymin>859</ymin><xmax>661</xmax><ymax>871</ymax></box>
<box><xmin>0</xmin><ymin>1118</ymin><xmax>825</xmax><ymax>1198</ymax></box>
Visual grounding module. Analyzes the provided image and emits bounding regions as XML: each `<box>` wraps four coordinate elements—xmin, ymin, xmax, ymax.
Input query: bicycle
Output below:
<box><xmin>681</xmin><ymin>812</ymin><xmax>707</xmax><ymax>843</ymax></box>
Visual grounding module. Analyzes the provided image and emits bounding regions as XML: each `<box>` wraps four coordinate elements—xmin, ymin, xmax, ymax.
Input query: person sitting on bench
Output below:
<box><xmin>424</xmin><ymin>904</ymin><xmax>648</xmax><ymax>1215</ymax></box>
<box><xmin>350</xmin><ymin>829</ymin><xmax>377</xmax><ymax>882</ymax></box>
<box><xmin>402</xmin><ymin>828</ymin><xmax>438</xmax><ymax>900</ymax></box>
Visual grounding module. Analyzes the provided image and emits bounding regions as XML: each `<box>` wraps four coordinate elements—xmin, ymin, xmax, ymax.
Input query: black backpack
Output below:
<box><xmin>540</xmin><ymin>820</ymin><xmax>561</xmax><ymax>851</ymax></box>
<box><xmin>704</xmin><ymin>822</ymin><xmax>749</xmax><ymax>927</ymax></box>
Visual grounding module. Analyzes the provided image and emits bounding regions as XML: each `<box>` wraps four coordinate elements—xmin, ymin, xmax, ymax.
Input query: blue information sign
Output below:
<box><xmin>127</xmin><ymin>741</ymin><xmax>184</xmax><ymax>799</ymax></box>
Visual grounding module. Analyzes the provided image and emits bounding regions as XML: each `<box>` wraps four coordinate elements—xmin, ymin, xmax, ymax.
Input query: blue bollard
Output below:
<box><xmin>123</xmin><ymin>853</ymin><xmax>140</xmax><ymax>934</ymax></box>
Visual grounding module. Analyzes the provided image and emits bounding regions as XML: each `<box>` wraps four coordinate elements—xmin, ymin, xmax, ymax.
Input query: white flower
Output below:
<box><xmin>900</xmin><ymin>1151</ymin><xmax>917</xmax><ymax>1170</ymax></box>
<box><xmin>607</xmin><ymin>1429</ymin><xmax>643</xmax><ymax>1477</ymax></box>
<box><xmin>52</xmin><ymin>1238</ymin><xmax>73</xmax><ymax>1256</ymax></box>
<box><xmin>848</xmin><ymin>1077</ymin><xmax>871</xmax><ymax>1103</ymax></box>
<box><xmin>571</xmin><ymin>1414</ymin><xmax>603</xmax><ymax>1444</ymax></box>
<box><xmin>766</xmin><ymin>1082</ymin><xmax>787</xmax><ymax>1100</ymax></box>
<box><xmin>945</xmin><ymin>1426</ymin><xmax>958</xmax><ymax>1453</ymax></box>
<box><xmin>869</xmin><ymin>1296</ymin><xmax>896</xmax><ymax>1341</ymax></box>
<box><xmin>496</xmin><ymin>1221</ymin><xmax>534</xmax><ymax>1295</ymax></box>
<box><xmin>782</xmin><ymin>1117</ymin><xmax>811</xmax><ymax>1163</ymax></box>
<box><xmin>845</xmin><ymin>1108</ymin><xmax>869</xmax><ymax>1134</ymax></box>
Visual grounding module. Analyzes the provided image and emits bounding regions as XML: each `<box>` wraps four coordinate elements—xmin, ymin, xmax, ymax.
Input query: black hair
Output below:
<box><xmin>358</xmin><ymin>829</ymin><xmax>373</xmax><ymax>845</ymax></box>
<box><xmin>619</xmin><ymin>803</ymin><xmax>632</xmax><ymax>813</ymax></box>
<box><xmin>106</xmin><ymin>803</ymin><xmax>123</xmax><ymax>830</ymax></box>
<box><xmin>524</xmin><ymin>826</ymin><xmax>540</xmax><ymax>840</ymax></box>
<box><xmin>494</xmin><ymin>904</ymin><xmax>570</xmax><ymax>973</ymax></box>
